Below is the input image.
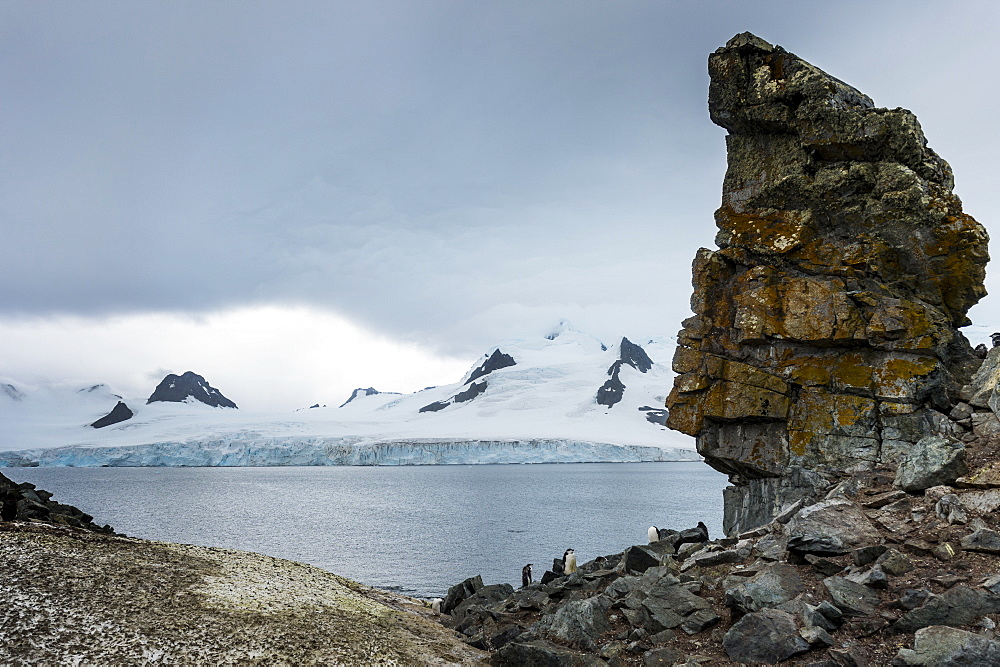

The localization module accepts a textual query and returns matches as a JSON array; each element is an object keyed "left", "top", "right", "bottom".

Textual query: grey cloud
[{"left": 2, "top": 1, "right": 1000, "bottom": 358}]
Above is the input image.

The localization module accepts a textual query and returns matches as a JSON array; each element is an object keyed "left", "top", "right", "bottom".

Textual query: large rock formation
[{"left": 666, "top": 33, "right": 989, "bottom": 535}]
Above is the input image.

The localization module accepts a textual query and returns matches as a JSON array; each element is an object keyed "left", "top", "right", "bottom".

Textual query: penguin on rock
[
  {"left": 563, "top": 549, "right": 577, "bottom": 574},
  {"left": 648, "top": 526, "right": 659, "bottom": 543},
  {"left": 521, "top": 563, "right": 532, "bottom": 588}
]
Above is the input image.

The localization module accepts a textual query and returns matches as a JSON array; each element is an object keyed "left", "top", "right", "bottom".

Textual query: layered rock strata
[{"left": 666, "top": 33, "right": 989, "bottom": 534}]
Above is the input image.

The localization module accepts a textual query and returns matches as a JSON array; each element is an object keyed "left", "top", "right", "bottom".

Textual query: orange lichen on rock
[{"left": 666, "top": 33, "right": 989, "bottom": 535}]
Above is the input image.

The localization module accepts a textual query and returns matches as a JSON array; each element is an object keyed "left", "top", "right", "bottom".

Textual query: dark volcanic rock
[
  {"left": 722, "top": 608, "right": 809, "bottom": 664},
  {"left": 725, "top": 563, "right": 804, "bottom": 617},
  {"left": 467, "top": 349, "right": 516, "bottom": 384},
  {"left": 454, "top": 381, "right": 487, "bottom": 404},
  {"left": 664, "top": 31, "right": 989, "bottom": 533},
  {"left": 418, "top": 400, "right": 449, "bottom": 413},
  {"left": 147, "top": 371, "right": 237, "bottom": 408},
  {"left": 619, "top": 337, "right": 653, "bottom": 373},
  {"left": 893, "top": 584, "right": 1000, "bottom": 633},
  {"left": 0, "top": 471, "right": 115, "bottom": 533},
  {"left": 442, "top": 575, "right": 483, "bottom": 615},
  {"left": 91, "top": 401, "right": 133, "bottom": 428},
  {"left": 596, "top": 369, "right": 626, "bottom": 408}
]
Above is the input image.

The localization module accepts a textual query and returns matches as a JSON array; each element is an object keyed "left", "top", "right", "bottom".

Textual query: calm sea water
[{"left": 3, "top": 462, "right": 727, "bottom": 598}]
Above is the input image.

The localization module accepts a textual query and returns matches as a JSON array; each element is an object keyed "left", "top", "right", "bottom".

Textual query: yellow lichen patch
[
  {"left": 787, "top": 388, "right": 877, "bottom": 457},
  {"left": 827, "top": 352, "right": 875, "bottom": 392},
  {"left": 871, "top": 354, "right": 938, "bottom": 400},
  {"left": 701, "top": 380, "right": 791, "bottom": 421},
  {"left": 716, "top": 206, "right": 811, "bottom": 255}
]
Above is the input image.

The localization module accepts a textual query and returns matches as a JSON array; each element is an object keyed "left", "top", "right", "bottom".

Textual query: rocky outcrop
[
  {"left": 338, "top": 387, "right": 381, "bottom": 408},
  {"left": 596, "top": 338, "right": 655, "bottom": 408},
  {"left": 442, "top": 465, "right": 1000, "bottom": 665},
  {"left": 666, "top": 32, "right": 989, "bottom": 535},
  {"left": 0, "top": 472, "right": 115, "bottom": 533},
  {"left": 91, "top": 401, "right": 134, "bottom": 428},
  {"left": 467, "top": 350, "right": 517, "bottom": 384},
  {"left": 147, "top": 371, "right": 238, "bottom": 408}
]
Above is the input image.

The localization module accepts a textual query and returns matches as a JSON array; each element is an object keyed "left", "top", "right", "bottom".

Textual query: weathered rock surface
[
  {"left": 895, "top": 625, "right": 1000, "bottom": 665},
  {"left": 722, "top": 608, "right": 809, "bottom": 664},
  {"left": 147, "top": 371, "right": 238, "bottom": 408},
  {"left": 786, "top": 498, "right": 880, "bottom": 554},
  {"left": 665, "top": 32, "right": 989, "bottom": 534},
  {"left": 894, "top": 435, "right": 968, "bottom": 491}
]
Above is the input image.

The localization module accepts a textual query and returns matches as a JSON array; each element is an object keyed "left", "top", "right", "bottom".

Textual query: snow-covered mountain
[{"left": 0, "top": 328, "right": 697, "bottom": 467}]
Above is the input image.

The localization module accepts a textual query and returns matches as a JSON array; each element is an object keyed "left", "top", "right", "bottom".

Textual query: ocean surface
[{"left": 4, "top": 462, "right": 728, "bottom": 598}]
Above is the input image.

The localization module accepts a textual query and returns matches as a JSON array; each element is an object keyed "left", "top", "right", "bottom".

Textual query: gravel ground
[{"left": 0, "top": 521, "right": 486, "bottom": 665}]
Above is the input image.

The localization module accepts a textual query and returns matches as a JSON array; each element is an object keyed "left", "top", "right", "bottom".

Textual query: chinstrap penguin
[{"left": 521, "top": 563, "right": 532, "bottom": 588}]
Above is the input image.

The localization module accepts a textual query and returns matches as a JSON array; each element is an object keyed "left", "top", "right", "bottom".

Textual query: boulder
[
  {"left": 894, "top": 436, "right": 968, "bottom": 492},
  {"left": 722, "top": 608, "right": 809, "bottom": 664},
  {"left": 623, "top": 545, "right": 661, "bottom": 574},
  {"left": 823, "top": 576, "right": 880, "bottom": 617},
  {"left": 960, "top": 529, "right": 1000, "bottom": 554},
  {"left": 442, "top": 575, "right": 483, "bottom": 615},
  {"left": 786, "top": 499, "right": 880, "bottom": 555},
  {"left": 534, "top": 596, "right": 611, "bottom": 651},
  {"left": 893, "top": 585, "right": 1000, "bottom": 633},
  {"left": 895, "top": 625, "right": 1000, "bottom": 665},
  {"left": 665, "top": 32, "right": 988, "bottom": 532},
  {"left": 725, "top": 563, "right": 804, "bottom": 617}
]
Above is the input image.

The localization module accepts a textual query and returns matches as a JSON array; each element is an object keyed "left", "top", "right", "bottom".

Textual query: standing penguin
[
  {"left": 521, "top": 563, "right": 532, "bottom": 588},
  {"left": 563, "top": 549, "right": 577, "bottom": 574},
  {"left": 648, "top": 526, "right": 659, "bottom": 543}
]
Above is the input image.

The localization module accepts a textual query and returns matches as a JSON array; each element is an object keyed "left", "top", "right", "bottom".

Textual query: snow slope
[{"left": 0, "top": 328, "right": 697, "bottom": 467}]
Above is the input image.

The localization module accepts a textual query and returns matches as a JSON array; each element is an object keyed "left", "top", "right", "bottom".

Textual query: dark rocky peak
[
  {"left": 618, "top": 337, "right": 653, "bottom": 373},
  {"left": 147, "top": 371, "right": 237, "bottom": 409},
  {"left": 3, "top": 384, "right": 23, "bottom": 401},
  {"left": 596, "top": 366, "right": 626, "bottom": 408},
  {"left": 91, "top": 401, "right": 133, "bottom": 429},
  {"left": 466, "top": 350, "right": 516, "bottom": 384},
  {"left": 339, "top": 387, "right": 382, "bottom": 408},
  {"left": 420, "top": 380, "right": 489, "bottom": 413}
]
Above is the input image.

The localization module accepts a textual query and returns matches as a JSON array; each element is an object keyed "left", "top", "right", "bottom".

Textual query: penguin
[
  {"left": 992, "top": 332, "right": 1000, "bottom": 348},
  {"left": 563, "top": 549, "right": 577, "bottom": 574},
  {"left": 648, "top": 526, "right": 659, "bottom": 543},
  {"left": 430, "top": 598, "right": 443, "bottom": 614},
  {"left": 696, "top": 521, "right": 709, "bottom": 541},
  {"left": 521, "top": 563, "right": 533, "bottom": 588}
]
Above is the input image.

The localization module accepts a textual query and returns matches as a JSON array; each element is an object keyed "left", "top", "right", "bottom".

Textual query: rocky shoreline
[{"left": 436, "top": 459, "right": 1000, "bottom": 665}]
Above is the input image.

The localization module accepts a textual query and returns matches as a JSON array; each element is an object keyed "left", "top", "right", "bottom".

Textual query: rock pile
[
  {"left": 665, "top": 32, "right": 990, "bottom": 535},
  {"left": 0, "top": 471, "right": 115, "bottom": 534},
  {"left": 440, "top": 466, "right": 1000, "bottom": 665}
]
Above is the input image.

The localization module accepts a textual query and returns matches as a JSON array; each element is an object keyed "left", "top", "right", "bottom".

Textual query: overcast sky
[{"left": 3, "top": 1, "right": 999, "bottom": 410}]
